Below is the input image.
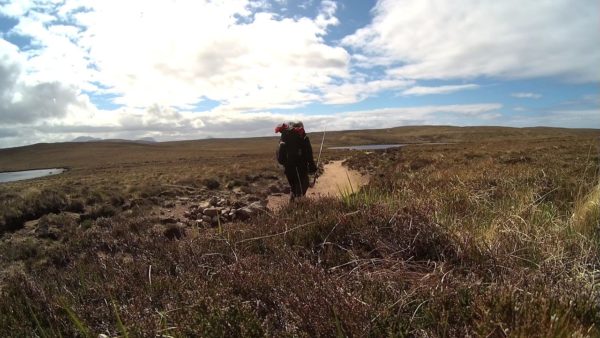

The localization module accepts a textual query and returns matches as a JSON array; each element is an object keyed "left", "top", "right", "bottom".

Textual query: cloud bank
[{"left": 343, "top": 0, "right": 600, "bottom": 82}]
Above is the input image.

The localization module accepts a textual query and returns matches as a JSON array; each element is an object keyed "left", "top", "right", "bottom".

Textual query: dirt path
[{"left": 267, "top": 160, "right": 369, "bottom": 210}]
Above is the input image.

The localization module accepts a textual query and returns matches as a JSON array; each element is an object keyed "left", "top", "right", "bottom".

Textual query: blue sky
[{"left": 0, "top": 0, "right": 598, "bottom": 147}]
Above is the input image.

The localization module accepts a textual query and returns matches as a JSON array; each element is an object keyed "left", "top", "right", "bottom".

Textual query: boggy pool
[
  {"left": 329, "top": 143, "right": 453, "bottom": 151},
  {"left": 329, "top": 144, "right": 405, "bottom": 151},
  {"left": 0, "top": 168, "right": 67, "bottom": 183}
]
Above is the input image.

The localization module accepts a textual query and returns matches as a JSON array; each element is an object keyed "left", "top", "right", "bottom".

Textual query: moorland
[{"left": 0, "top": 126, "right": 598, "bottom": 337}]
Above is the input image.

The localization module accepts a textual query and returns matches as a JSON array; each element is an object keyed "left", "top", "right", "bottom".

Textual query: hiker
[{"left": 275, "top": 121, "right": 318, "bottom": 200}]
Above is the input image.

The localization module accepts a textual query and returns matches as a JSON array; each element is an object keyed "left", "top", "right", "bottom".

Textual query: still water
[
  {"left": 329, "top": 144, "right": 405, "bottom": 151},
  {"left": 0, "top": 168, "right": 66, "bottom": 183}
]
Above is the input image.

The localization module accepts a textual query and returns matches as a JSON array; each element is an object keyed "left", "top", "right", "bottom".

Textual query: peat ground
[{"left": 0, "top": 126, "right": 599, "bottom": 337}]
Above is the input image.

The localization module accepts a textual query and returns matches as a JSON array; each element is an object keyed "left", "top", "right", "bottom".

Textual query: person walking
[{"left": 275, "top": 121, "right": 318, "bottom": 200}]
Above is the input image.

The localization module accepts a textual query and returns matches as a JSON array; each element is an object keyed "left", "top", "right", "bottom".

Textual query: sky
[{"left": 0, "top": 0, "right": 599, "bottom": 148}]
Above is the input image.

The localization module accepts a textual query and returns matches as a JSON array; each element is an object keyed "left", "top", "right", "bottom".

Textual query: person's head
[{"left": 291, "top": 121, "right": 304, "bottom": 129}]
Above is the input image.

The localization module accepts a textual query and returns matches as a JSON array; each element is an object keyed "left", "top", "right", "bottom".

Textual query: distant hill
[
  {"left": 136, "top": 137, "right": 157, "bottom": 143},
  {"left": 71, "top": 136, "right": 157, "bottom": 144},
  {"left": 0, "top": 125, "right": 596, "bottom": 172},
  {"left": 72, "top": 136, "right": 101, "bottom": 142}
]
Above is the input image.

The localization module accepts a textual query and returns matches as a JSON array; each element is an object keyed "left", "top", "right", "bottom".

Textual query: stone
[
  {"left": 23, "top": 218, "right": 40, "bottom": 230},
  {"left": 226, "top": 179, "right": 245, "bottom": 189},
  {"left": 240, "top": 186, "right": 253, "bottom": 194},
  {"left": 268, "top": 184, "right": 280, "bottom": 193},
  {"left": 209, "top": 196, "right": 219, "bottom": 206},
  {"left": 248, "top": 201, "right": 264, "bottom": 212},
  {"left": 202, "top": 178, "right": 220, "bottom": 190},
  {"left": 36, "top": 225, "right": 59, "bottom": 240},
  {"left": 198, "top": 201, "right": 211, "bottom": 209},
  {"left": 160, "top": 217, "right": 178, "bottom": 225},
  {"left": 203, "top": 207, "right": 221, "bottom": 217},
  {"left": 247, "top": 195, "right": 260, "bottom": 202},
  {"left": 63, "top": 212, "right": 82, "bottom": 222},
  {"left": 164, "top": 224, "right": 186, "bottom": 240},
  {"left": 245, "top": 174, "right": 259, "bottom": 182},
  {"left": 159, "top": 190, "right": 177, "bottom": 197},
  {"left": 202, "top": 215, "right": 212, "bottom": 223},
  {"left": 235, "top": 207, "right": 253, "bottom": 220}
]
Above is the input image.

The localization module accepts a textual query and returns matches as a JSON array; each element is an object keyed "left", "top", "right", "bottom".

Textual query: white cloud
[
  {"left": 402, "top": 84, "right": 479, "bottom": 96},
  {"left": 343, "top": 0, "right": 600, "bottom": 82},
  {"left": 42, "top": 1, "right": 347, "bottom": 110},
  {"left": 315, "top": 0, "right": 338, "bottom": 28},
  {"left": 511, "top": 92, "right": 542, "bottom": 99},
  {"left": 0, "top": 39, "right": 90, "bottom": 124},
  {"left": 322, "top": 78, "right": 414, "bottom": 104},
  {"left": 0, "top": 0, "right": 35, "bottom": 17},
  {"left": 0, "top": 0, "right": 354, "bottom": 113}
]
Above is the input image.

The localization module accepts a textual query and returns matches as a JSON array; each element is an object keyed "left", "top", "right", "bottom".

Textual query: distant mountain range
[{"left": 71, "top": 136, "right": 157, "bottom": 144}]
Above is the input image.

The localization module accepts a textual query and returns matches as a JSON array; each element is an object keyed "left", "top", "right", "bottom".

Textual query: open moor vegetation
[{"left": 0, "top": 126, "right": 598, "bottom": 337}]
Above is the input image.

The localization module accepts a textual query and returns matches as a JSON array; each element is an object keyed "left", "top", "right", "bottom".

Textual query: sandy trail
[{"left": 267, "top": 160, "right": 369, "bottom": 210}]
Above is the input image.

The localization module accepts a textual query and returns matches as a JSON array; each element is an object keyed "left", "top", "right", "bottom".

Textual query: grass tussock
[
  {"left": 571, "top": 182, "right": 600, "bottom": 238},
  {"left": 0, "top": 128, "right": 598, "bottom": 336}
]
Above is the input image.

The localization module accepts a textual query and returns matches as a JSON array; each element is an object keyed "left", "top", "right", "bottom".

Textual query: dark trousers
[{"left": 285, "top": 165, "right": 309, "bottom": 199}]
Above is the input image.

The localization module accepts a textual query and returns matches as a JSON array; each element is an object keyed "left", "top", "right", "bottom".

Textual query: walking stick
[{"left": 312, "top": 128, "right": 326, "bottom": 186}]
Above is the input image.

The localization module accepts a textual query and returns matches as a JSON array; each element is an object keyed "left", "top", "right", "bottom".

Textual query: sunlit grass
[{"left": 571, "top": 182, "right": 600, "bottom": 237}]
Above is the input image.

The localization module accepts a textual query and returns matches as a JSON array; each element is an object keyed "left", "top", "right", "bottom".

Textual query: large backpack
[{"left": 277, "top": 130, "right": 305, "bottom": 166}]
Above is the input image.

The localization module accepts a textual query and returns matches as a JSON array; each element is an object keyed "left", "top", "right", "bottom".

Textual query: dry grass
[
  {"left": 572, "top": 182, "right": 600, "bottom": 236},
  {"left": 0, "top": 126, "right": 598, "bottom": 337}
]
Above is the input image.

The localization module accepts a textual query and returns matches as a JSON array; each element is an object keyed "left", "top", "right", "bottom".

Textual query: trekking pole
[{"left": 312, "top": 128, "right": 326, "bottom": 186}]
